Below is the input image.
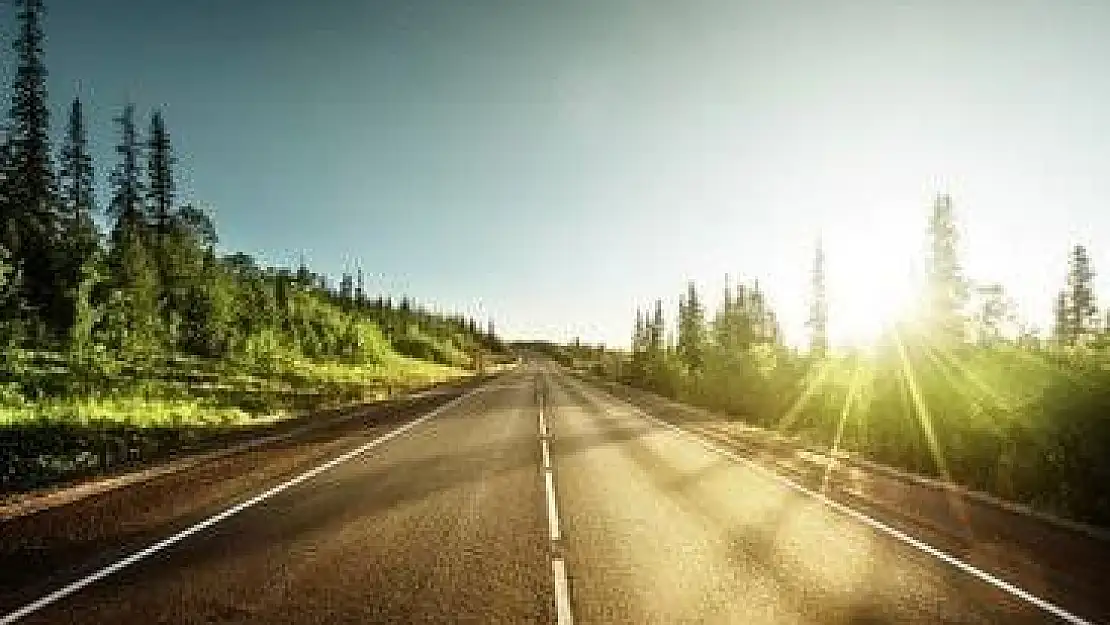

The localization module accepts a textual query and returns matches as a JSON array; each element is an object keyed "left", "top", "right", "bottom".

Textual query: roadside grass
[
  {"left": 594, "top": 343, "right": 1110, "bottom": 528},
  {"left": 780, "top": 345, "right": 1110, "bottom": 525},
  {"left": 0, "top": 351, "right": 470, "bottom": 494}
]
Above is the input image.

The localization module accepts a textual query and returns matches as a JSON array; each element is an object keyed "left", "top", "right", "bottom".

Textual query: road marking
[
  {"left": 568, "top": 379, "right": 1094, "bottom": 625},
  {"left": 552, "top": 557, "right": 574, "bottom": 625},
  {"left": 538, "top": 404, "right": 574, "bottom": 624},
  {"left": 0, "top": 382, "right": 484, "bottom": 521},
  {"left": 0, "top": 383, "right": 490, "bottom": 625},
  {"left": 544, "top": 469, "right": 562, "bottom": 541},
  {"left": 541, "top": 439, "right": 552, "bottom": 471}
]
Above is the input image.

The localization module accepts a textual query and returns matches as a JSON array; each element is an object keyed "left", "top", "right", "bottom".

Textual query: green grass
[
  {"left": 0, "top": 349, "right": 472, "bottom": 494},
  {"left": 593, "top": 341, "right": 1110, "bottom": 528}
]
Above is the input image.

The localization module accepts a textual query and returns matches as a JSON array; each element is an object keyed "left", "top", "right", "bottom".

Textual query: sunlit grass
[{"left": 0, "top": 397, "right": 253, "bottom": 428}]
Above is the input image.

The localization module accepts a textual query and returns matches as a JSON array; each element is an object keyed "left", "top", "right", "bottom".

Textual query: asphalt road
[{"left": 0, "top": 364, "right": 1100, "bottom": 624}]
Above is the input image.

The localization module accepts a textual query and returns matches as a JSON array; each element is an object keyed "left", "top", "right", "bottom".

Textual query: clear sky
[{"left": 11, "top": 0, "right": 1110, "bottom": 347}]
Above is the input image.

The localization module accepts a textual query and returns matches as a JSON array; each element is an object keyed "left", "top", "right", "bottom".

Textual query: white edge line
[
  {"left": 569, "top": 379, "right": 1095, "bottom": 625},
  {"left": 0, "top": 379, "right": 475, "bottom": 521},
  {"left": 0, "top": 383, "right": 490, "bottom": 625},
  {"left": 552, "top": 557, "right": 574, "bottom": 625}
]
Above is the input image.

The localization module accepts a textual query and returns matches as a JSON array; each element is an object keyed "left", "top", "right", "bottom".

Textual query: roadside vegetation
[
  {"left": 0, "top": 1, "right": 506, "bottom": 494},
  {"left": 532, "top": 195, "right": 1110, "bottom": 528}
]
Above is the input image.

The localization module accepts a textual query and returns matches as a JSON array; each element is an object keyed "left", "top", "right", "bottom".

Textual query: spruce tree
[
  {"left": 146, "top": 110, "right": 174, "bottom": 240},
  {"left": 59, "top": 97, "right": 97, "bottom": 259},
  {"left": 108, "top": 104, "right": 145, "bottom": 250},
  {"left": 1, "top": 0, "right": 59, "bottom": 330},
  {"left": 339, "top": 272, "right": 354, "bottom": 302},
  {"left": 677, "top": 280, "right": 705, "bottom": 374},
  {"left": 925, "top": 193, "right": 968, "bottom": 343},
  {"left": 58, "top": 97, "right": 100, "bottom": 335},
  {"left": 807, "top": 238, "right": 828, "bottom": 357},
  {"left": 1066, "top": 244, "right": 1097, "bottom": 346}
]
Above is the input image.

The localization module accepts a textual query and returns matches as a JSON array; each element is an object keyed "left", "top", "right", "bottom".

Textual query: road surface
[{"left": 0, "top": 364, "right": 1102, "bottom": 624}]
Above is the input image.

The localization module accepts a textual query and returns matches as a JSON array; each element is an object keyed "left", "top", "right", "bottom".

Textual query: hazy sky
[{"left": 13, "top": 0, "right": 1110, "bottom": 346}]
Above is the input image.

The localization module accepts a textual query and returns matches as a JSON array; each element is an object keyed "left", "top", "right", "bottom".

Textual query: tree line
[
  {"left": 0, "top": 0, "right": 500, "bottom": 386},
  {"left": 566, "top": 192, "right": 1110, "bottom": 526}
]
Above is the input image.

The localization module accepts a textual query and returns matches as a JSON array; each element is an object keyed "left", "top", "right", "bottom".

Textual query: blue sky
[{"left": 11, "top": 0, "right": 1110, "bottom": 347}]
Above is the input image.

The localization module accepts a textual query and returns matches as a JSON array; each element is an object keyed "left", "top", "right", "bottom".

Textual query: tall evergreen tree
[
  {"left": 146, "top": 110, "right": 174, "bottom": 239},
  {"left": 677, "top": 281, "right": 705, "bottom": 374},
  {"left": 1065, "top": 244, "right": 1097, "bottom": 346},
  {"left": 339, "top": 272, "right": 354, "bottom": 302},
  {"left": 807, "top": 238, "right": 828, "bottom": 357},
  {"left": 925, "top": 193, "right": 968, "bottom": 343},
  {"left": 58, "top": 97, "right": 97, "bottom": 256},
  {"left": 108, "top": 104, "right": 145, "bottom": 249},
  {"left": 1, "top": 0, "right": 59, "bottom": 330},
  {"left": 57, "top": 97, "right": 102, "bottom": 340},
  {"left": 649, "top": 298, "right": 665, "bottom": 357}
]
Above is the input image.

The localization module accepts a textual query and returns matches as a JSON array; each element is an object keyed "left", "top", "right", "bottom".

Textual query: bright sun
[{"left": 824, "top": 236, "right": 922, "bottom": 348}]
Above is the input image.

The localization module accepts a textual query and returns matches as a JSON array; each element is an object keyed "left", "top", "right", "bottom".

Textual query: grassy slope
[{"left": 0, "top": 348, "right": 471, "bottom": 494}]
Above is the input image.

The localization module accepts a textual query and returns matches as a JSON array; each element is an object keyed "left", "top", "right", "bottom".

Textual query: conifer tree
[
  {"left": 926, "top": 193, "right": 968, "bottom": 343},
  {"left": 57, "top": 96, "right": 100, "bottom": 334},
  {"left": 108, "top": 104, "right": 145, "bottom": 249},
  {"left": 59, "top": 97, "right": 97, "bottom": 259},
  {"left": 146, "top": 110, "right": 174, "bottom": 242},
  {"left": 1, "top": 0, "right": 60, "bottom": 330},
  {"left": 677, "top": 280, "right": 705, "bottom": 374},
  {"left": 1065, "top": 244, "right": 1097, "bottom": 346},
  {"left": 807, "top": 239, "right": 828, "bottom": 357}
]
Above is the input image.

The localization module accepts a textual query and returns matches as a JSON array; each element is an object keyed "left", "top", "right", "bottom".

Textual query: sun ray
[
  {"left": 775, "top": 357, "right": 833, "bottom": 434},
  {"left": 924, "top": 344, "right": 1014, "bottom": 413},
  {"left": 892, "top": 332, "right": 974, "bottom": 538},
  {"left": 821, "top": 363, "right": 866, "bottom": 494}
]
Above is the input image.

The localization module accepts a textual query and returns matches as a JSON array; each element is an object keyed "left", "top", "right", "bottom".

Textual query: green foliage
[
  {"left": 926, "top": 193, "right": 969, "bottom": 344},
  {"left": 0, "top": 247, "right": 24, "bottom": 347},
  {"left": 596, "top": 195, "right": 1110, "bottom": 526},
  {"left": 1055, "top": 245, "right": 1099, "bottom": 347}
]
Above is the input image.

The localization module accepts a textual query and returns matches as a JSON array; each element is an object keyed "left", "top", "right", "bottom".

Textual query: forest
[
  {"left": 0, "top": 0, "right": 504, "bottom": 493},
  {"left": 557, "top": 193, "right": 1110, "bottom": 528}
]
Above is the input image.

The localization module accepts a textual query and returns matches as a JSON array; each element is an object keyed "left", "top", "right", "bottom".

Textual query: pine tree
[
  {"left": 1065, "top": 244, "right": 1097, "bottom": 346},
  {"left": 59, "top": 97, "right": 97, "bottom": 255},
  {"left": 146, "top": 110, "right": 174, "bottom": 241},
  {"left": 677, "top": 281, "right": 705, "bottom": 374},
  {"left": 807, "top": 238, "right": 828, "bottom": 357},
  {"left": 925, "top": 193, "right": 968, "bottom": 343},
  {"left": 339, "top": 272, "right": 354, "bottom": 302},
  {"left": 57, "top": 96, "right": 100, "bottom": 334},
  {"left": 649, "top": 299, "right": 665, "bottom": 357},
  {"left": 1, "top": 0, "right": 60, "bottom": 330},
  {"left": 108, "top": 104, "right": 145, "bottom": 249}
]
